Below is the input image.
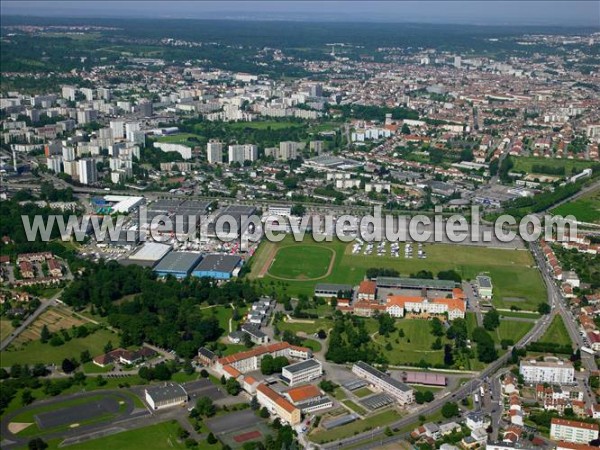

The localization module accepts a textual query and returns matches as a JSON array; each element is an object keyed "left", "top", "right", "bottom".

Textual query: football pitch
[{"left": 249, "top": 237, "right": 546, "bottom": 311}]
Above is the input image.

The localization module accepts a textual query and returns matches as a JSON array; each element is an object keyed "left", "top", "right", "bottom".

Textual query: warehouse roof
[
  {"left": 193, "top": 254, "right": 241, "bottom": 274},
  {"left": 154, "top": 252, "right": 202, "bottom": 274},
  {"left": 129, "top": 242, "right": 172, "bottom": 262}
]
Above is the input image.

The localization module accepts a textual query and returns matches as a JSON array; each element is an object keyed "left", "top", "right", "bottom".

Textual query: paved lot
[
  {"left": 183, "top": 379, "right": 225, "bottom": 402},
  {"left": 36, "top": 396, "right": 120, "bottom": 429},
  {"left": 206, "top": 409, "right": 257, "bottom": 435}
]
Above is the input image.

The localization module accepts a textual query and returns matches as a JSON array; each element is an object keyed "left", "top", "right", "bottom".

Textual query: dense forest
[{"left": 61, "top": 262, "right": 260, "bottom": 358}]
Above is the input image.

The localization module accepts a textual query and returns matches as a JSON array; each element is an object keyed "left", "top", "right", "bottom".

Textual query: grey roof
[
  {"left": 354, "top": 361, "right": 412, "bottom": 393},
  {"left": 241, "top": 323, "right": 267, "bottom": 338},
  {"left": 476, "top": 275, "right": 492, "bottom": 288},
  {"left": 154, "top": 251, "right": 202, "bottom": 274},
  {"left": 296, "top": 396, "right": 332, "bottom": 411},
  {"left": 375, "top": 277, "right": 456, "bottom": 290},
  {"left": 146, "top": 383, "right": 187, "bottom": 402},
  {"left": 129, "top": 242, "right": 172, "bottom": 261},
  {"left": 198, "top": 347, "right": 216, "bottom": 360},
  {"left": 193, "top": 254, "right": 241, "bottom": 274},
  {"left": 283, "top": 358, "right": 321, "bottom": 374},
  {"left": 314, "top": 283, "right": 353, "bottom": 292}
]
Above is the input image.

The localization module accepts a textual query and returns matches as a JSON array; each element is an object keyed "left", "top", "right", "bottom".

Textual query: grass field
[
  {"left": 277, "top": 317, "right": 334, "bottom": 335},
  {"left": 353, "top": 387, "right": 374, "bottom": 398},
  {"left": 492, "top": 320, "right": 534, "bottom": 344},
  {"left": 374, "top": 319, "right": 450, "bottom": 366},
  {"left": 538, "top": 315, "right": 572, "bottom": 346},
  {"left": 408, "top": 385, "right": 444, "bottom": 394},
  {"left": 342, "top": 399, "right": 367, "bottom": 415},
  {"left": 551, "top": 189, "right": 600, "bottom": 224},
  {"left": 498, "top": 311, "right": 540, "bottom": 319},
  {"left": 310, "top": 410, "right": 402, "bottom": 444},
  {"left": 268, "top": 245, "right": 334, "bottom": 280},
  {"left": 249, "top": 237, "right": 546, "bottom": 310},
  {"left": 512, "top": 156, "right": 596, "bottom": 176},
  {"left": 301, "top": 338, "right": 323, "bottom": 352},
  {"left": 48, "top": 420, "right": 203, "bottom": 450},
  {"left": 1, "top": 328, "right": 117, "bottom": 366},
  {"left": 155, "top": 133, "right": 202, "bottom": 147}
]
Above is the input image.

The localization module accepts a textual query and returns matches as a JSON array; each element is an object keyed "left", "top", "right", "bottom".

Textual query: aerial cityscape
[{"left": 0, "top": 2, "right": 599, "bottom": 450}]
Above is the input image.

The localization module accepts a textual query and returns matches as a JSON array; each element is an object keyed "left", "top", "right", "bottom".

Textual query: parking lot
[{"left": 36, "top": 396, "right": 121, "bottom": 429}]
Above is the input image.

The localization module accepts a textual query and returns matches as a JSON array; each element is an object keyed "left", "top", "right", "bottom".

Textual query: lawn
[
  {"left": 277, "top": 317, "right": 334, "bottom": 335},
  {"left": 512, "top": 156, "right": 596, "bottom": 176},
  {"left": 48, "top": 420, "right": 193, "bottom": 450},
  {"left": 310, "top": 410, "right": 402, "bottom": 444},
  {"left": 82, "top": 362, "right": 114, "bottom": 374},
  {"left": 301, "top": 338, "right": 322, "bottom": 352},
  {"left": 551, "top": 189, "right": 600, "bottom": 224},
  {"left": 493, "top": 320, "right": 534, "bottom": 344},
  {"left": 408, "top": 385, "right": 443, "bottom": 394},
  {"left": 538, "top": 315, "right": 572, "bottom": 346},
  {"left": 0, "top": 328, "right": 117, "bottom": 366},
  {"left": 332, "top": 387, "right": 347, "bottom": 401},
  {"left": 268, "top": 245, "right": 334, "bottom": 280},
  {"left": 374, "top": 319, "right": 450, "bottom": 366},
  {"left": 249, "top": 237, "right": 546, "bottom": 310},
  {"left": 342, "top": 399, "right": 367, "bottom": 415},
  {"left": 353, "top": 387, "right": 374, "bottom": 398}
]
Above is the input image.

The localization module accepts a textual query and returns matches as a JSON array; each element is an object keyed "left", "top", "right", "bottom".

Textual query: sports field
[
  {"left": 268, "top": 245, "right": 334, "bottom": 280},
  {"left": 249, "top": 237, "right": 546, "bottom": 310},
  {"left": 52, "top": 421, "right": 204, "bottom": 450},
  {"left": 551, "top": 188, "right": 600, "bottom": 224}
]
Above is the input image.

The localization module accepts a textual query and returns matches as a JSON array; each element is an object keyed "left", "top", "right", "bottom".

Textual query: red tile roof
[
  {"left": 551, "top": 418, "right": 599, "bottom": 431},
  {"left": 256, "top": 383, "right": 297, "bottom": 414},
  {"left": 286, "top": 385, "right": 321, "bottom": 403}
]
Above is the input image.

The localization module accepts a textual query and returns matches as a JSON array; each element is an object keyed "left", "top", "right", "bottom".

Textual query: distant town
[{"left": 0, "top": 12, "right": 599, "bottom": 450}]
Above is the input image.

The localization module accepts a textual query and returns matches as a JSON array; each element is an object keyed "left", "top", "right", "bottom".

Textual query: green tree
[
  {"left": 483, "top": 309, "right": 500, "bottom": 331},
  {"left": 80, "top": 350, "right": 92, "bottom": 364},
  {"left": 538, "top": 303, "right": 551, "bottom": 315},
  {"left": 28, "top": 438, "right": 48, "bottom": 450},
  {"left": 441, "top": 401, "right": 459, "bottom": 418},
  {"left": 430, "top": 317, "right": 445, "bottom": 337},
  {"left": 259, "top": 406, "right": 270, "bottom": 418},
  {"left": 195, "top": 396, "right": 216, "bottom": 417},
  {"left": 61, "top": 358, "right": 76, "bottom": 374},
  {"left": 21, "top": 389, "right": 34, "bottom": 406},
  {"left": 40, "top": 325, "right": 51, "bottom": 343},
  {"left": 225, "top": 377, "right": 241, "bottom": 396},
  {"left": 206, "top": 433, "right": 218, "bottom": 445}
]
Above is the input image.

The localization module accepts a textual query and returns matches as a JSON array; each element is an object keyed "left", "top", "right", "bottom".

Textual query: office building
[
  {"left": 282, "top": 359, "right": 323, "bottom": 386},
  {"left": 352, "top": 361, "right": 414, "bottom": 405}
]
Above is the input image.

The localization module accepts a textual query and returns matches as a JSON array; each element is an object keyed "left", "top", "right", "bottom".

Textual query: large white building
[
  {"left": 46, "top": 156, "right": 62, "bottom": 173},
  {"left": 550, "top": 418, "right": 599, "bottom": 444},
  {"left": 214, "top": 342, "right": 311, "bottom": 375},
  {"left": 207, "top": 141, "right": 223, "bottom": 164},
  {"left": 279, "top": 141, "right": 299, "bottom": 160},
  {"left": 78, "top": 158, "right": 98, "bottom": 185},
  {"left": 281, "top": 359, "right": 323, "bottom": 386},
  {"left": 352, "top": 361, "right": 414, "bottom": 405},
  {"left": 228, "top": 144, "right": 257, "bottom": 164},
  {"left": 145, "top": 383, "right": 188, "bottom": 410},
  {"left": 519, "top": 358, "right": 575, "bottom": 385}
]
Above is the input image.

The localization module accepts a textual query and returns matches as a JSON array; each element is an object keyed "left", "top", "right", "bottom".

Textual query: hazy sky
[{"left": 1, "top": 1, "right": 599, "bottom": 26}]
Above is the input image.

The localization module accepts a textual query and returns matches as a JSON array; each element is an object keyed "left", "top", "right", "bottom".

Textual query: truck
[{"left": 474, "top": 394, "right": 479, "bottom": 404}]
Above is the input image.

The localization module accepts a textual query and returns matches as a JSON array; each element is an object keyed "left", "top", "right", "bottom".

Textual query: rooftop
[
  {"left": 354, "top": 361, "right": 412, "bottom": 393},
  {"left": 154, "top": 251, "right": 202, "bottom": 274},
  {"left": 145, "top": 383, "right": 187, "bottom": 403},
  {"left": 193, "top": 254, "right": 241, "bottom": 274},
  {"left": 283, "top": 358, "right": 321, "bottom": 374},
  {"left": 129, "top": 242, "right": 172, "bottom": 261}
]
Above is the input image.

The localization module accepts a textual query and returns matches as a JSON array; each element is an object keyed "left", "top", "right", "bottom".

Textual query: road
[{"left": 530, "top": 241, "right": 598, "bottom": 372}]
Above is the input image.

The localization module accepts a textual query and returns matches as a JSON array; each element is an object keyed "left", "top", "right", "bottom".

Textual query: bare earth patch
[{"left": 8, "top": 422, "right": 32, "bottom": 434}]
